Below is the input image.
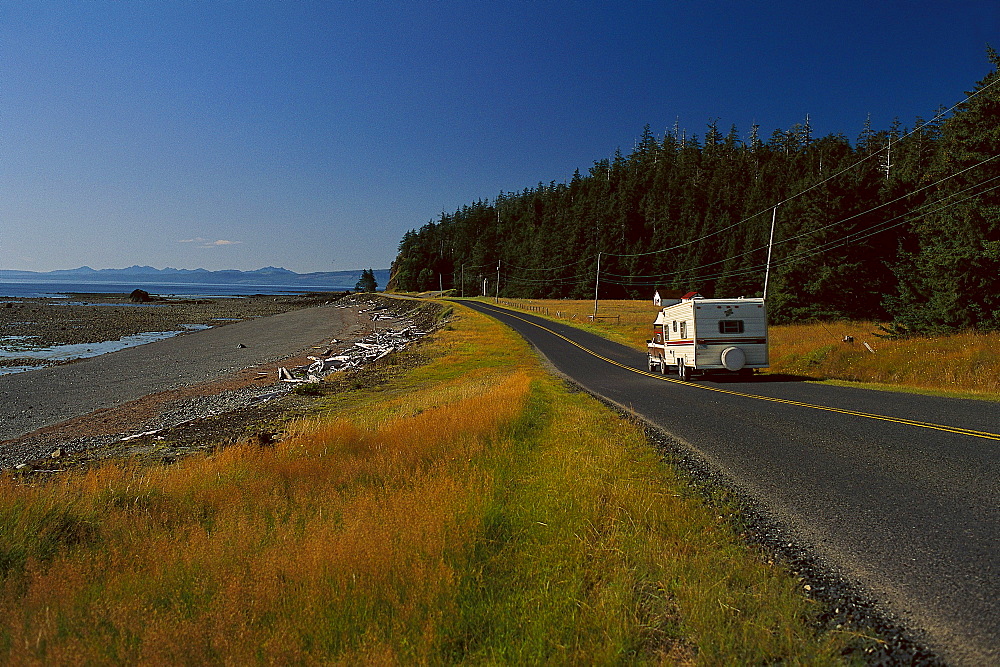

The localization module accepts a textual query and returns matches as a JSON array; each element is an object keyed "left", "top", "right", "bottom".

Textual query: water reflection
[{"left": 0, "top": 324, "right": 213, "bottom": 372}]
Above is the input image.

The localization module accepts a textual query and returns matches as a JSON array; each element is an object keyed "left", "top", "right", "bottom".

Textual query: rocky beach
[
  {"left": 0, "top": 292, "right": 345, "bottom": 370},
  {"left": 0, "top": 293, "right": 440, "bottom": 471}
]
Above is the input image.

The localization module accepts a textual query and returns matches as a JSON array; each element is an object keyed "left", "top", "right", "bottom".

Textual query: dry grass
[
  {"left": 766, "top": 320, "right": 1000, "bottom": 396},
  {"left": 487, "top": 297, "right": 1000, "bottom": 398},
  {"left": 495, "top": 297, "right": 659, "bottom": 348},
  {"left": 0, "top": 305, "right": 860, "bottom": 664},
  {"left": 0, "top": 366, "right": 530, "bottom": 664}
]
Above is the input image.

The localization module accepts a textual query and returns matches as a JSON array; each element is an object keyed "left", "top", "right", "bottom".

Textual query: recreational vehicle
[{"left": 646, "top": 292, "right": 768, "bottom": 380}]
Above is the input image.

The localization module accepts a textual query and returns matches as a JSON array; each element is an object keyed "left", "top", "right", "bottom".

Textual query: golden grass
[
  {"left": 493, "top": 297, "right": 659, "bottom": 349},
  {"left": 0, "top": 305, "right": 860, "bottom": 664},
  {"left": 484, "top": 297, "right": 1000, "bottom": 398},
  {"left": 766, "top": 320, "right": 1000, "bottom": 397},
  {"left": 0, "top": 367, "right": 529, "bottom": 664}
]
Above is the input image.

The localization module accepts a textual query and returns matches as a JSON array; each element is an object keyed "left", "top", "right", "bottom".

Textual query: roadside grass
[
  {"left": 0, "top": 304, "right": 858, "bottom": 664},
  {"left": 478, "top": 297, "right": 1000, "bottom": 399},
  {"left": 766, "top": 320, "right": 1000, "bottom": 398}
]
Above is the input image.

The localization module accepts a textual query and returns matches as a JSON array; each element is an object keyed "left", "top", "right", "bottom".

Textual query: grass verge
[
  {"left": 0, "top": 303, "right": 861, "bottom": 664},
  {"left": 479, "top": 297, "right": 1000, "bottom": 400}
]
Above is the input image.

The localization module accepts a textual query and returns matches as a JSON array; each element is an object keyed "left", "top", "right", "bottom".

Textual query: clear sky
[{"left": 2, "top": 1, "right": 996, "bottom": 273}]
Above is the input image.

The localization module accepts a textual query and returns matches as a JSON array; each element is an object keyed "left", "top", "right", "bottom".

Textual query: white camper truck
[{"left": 646, "top": 292, "right": 768, "bottom": 380}]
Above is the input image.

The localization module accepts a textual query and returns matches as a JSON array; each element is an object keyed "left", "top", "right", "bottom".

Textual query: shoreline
[
  {"left": 1, "top": 294, "right": 440, "bottom": 470},
  {"left": 0, "top": 292, "right": 347, "bottom": 372}
]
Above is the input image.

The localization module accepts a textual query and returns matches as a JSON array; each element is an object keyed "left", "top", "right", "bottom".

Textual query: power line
[
  {"left": 502, "top": 254, "right": 596, "bottom": 272},
  {"left": 503, "top": 169, "right": 1000, "bottom": 291},
  {"left": 599, "top": 153, "right": 1000, "bottom": 282},
  {"left": 599, "top": 179, "right": 1000, "bottom": 288},
  {"left": 429, "top": 69, "right": 1000, "bottom": 298},
  {"left": 600, "top": 74, "right": 1000, "bottom": 261}
]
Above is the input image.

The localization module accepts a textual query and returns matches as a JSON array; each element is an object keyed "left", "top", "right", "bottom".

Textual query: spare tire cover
[{"left": 721, "top": 346, "right": 746, "bottom": 371}]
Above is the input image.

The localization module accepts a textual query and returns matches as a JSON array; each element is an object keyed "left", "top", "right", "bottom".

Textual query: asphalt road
[
  {"left": 460, "top": 300, "right": 1000, "bottom": 666},
  {"left": 0, "top": 304, "right": 364, "bottom": 445}
]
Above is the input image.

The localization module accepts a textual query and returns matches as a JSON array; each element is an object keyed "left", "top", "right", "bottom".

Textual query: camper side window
[
  {"left": 680, "top": 321, "right": 687, "bottom": 338},
  {"left": 719, "top": 320, "right": 744, "bottom": 334},
  {"left": 672, "top": 321, "right": 678, "bottom": 333}
]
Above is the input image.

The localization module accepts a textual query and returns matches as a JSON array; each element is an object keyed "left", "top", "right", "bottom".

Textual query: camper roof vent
[{"left": 681, "top": 292, "right": 703, "bottom": 300}]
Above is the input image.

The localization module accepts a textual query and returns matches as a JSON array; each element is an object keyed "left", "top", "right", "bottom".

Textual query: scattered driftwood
[
  {"left": 121, "top": 429, "right": 162, "bottom": 442},
  {"left": 277, "top": 318, "right": 427, "bottom": 384}
]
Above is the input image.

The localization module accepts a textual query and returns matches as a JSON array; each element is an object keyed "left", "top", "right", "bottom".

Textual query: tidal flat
[{"left": 0, "top": 292, "right": 345, "bottom": 371}]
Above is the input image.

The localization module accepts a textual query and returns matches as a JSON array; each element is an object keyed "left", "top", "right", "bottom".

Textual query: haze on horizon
[{"left": 2, "top": 1, "right": 996, "bottom": 274}]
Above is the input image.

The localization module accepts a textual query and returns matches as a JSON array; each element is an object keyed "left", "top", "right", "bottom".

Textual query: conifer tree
[
  {"left": 390, "top": 54, "right": 997, "bottom": 329},
  {"left": 888, "top": 48, "right": 1000, "bottom": 333},
  {"left": 355, "top": 268, "right": 378, "bottom": 293}
]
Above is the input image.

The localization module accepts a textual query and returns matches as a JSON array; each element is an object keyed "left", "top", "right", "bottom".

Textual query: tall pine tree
[{"left": 888, "top": 48, "right": 1000, "bottom": 333}]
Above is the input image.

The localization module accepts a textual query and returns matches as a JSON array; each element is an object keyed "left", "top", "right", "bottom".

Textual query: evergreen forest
[{"left": 391, "top": 50, "right": 1000, "bottom": 334}]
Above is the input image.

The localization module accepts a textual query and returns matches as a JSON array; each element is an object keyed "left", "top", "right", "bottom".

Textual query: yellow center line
[{"left": 473, "top": 301, "right": 1000, "bottom": 442}]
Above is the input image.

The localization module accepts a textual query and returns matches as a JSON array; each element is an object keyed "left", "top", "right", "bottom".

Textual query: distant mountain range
[{"left": 0, "top": 266, "right": 391, "bottom": 288}]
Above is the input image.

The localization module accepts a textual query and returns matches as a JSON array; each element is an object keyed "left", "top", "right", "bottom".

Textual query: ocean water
[
  {"left": 0, "top": 279, "right": 364, "bottom": 375},
  {"left": 0, "top": 325, "right": 212, "bottom": 366},
  {"left": 0, "top": 280, "right": 356, "bottom": 299}
]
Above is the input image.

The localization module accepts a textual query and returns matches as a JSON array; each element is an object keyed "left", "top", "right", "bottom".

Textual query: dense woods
[{"left": 392, "top": 51, "right": 1000, "bottom": 333}]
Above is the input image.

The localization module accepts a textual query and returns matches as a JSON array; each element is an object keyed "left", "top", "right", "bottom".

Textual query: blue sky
[{"left": 2, "top": 1, "right": 996, "bottom": 273}]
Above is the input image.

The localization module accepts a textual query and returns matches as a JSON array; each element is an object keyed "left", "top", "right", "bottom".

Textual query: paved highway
[{"left": 460, "top": 300, "right": 1000, "bottom": 666}]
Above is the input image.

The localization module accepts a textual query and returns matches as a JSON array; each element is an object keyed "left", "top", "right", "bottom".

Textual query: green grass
[
  {"left": 448, "top": 375, "right": 853, "bottom": 664},
  {"left": 0, "top": 303, "right": 864, "bottom": 664}
]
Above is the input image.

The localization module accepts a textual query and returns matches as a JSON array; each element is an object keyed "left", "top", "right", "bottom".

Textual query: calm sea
[{"left": 0, "top": 280, "right": 357, "bottom": 299}]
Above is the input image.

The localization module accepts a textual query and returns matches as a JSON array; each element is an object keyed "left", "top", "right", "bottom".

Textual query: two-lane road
[{"left": 460, "top": 300, "right": 1000, "bottom": 665}]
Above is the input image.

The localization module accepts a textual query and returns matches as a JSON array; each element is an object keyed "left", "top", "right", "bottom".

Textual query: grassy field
[
  {"left": 0, "top": 303, "right": 864, "bottom": 664},
  {"left": 490, "top": 297, "right": 1000, "bottom": 399}
]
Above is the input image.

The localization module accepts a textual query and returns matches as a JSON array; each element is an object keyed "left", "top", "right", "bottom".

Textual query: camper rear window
[{"left": 719, "top": 320, "right": 744, "bottom": 334}]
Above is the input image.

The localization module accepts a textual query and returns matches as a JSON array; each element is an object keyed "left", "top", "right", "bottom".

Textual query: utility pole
[
  {"left": 495, "top": 261, "right": 500, "bottom": 303},
  {"left": 461, "top": 263, "right": 465, "bottom": 298},
  {"left": 763, "top": 207, "right": 777, "bottom": 299},
  {"left": 593, "top": 252, "right": 601, "bottom": 320}
]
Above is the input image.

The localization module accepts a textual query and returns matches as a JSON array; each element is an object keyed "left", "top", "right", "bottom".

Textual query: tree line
[{"left": 392, "top": 50, "right": 1000, "bottom": 334}]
